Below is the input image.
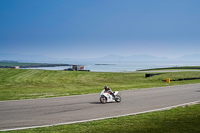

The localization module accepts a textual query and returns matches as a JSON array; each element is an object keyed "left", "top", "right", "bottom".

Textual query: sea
[{"left": 24, "top": 61, "right": 200, "bottom": 72}]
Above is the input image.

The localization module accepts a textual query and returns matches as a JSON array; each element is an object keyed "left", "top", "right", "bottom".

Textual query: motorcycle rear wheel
[{"left": 100, "top": 96, "right": 107, "bottom": 104}]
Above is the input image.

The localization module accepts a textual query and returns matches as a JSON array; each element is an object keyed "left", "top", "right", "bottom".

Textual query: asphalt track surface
[{"left": 0, "top": 84, "right": 200, "bottom": 131}]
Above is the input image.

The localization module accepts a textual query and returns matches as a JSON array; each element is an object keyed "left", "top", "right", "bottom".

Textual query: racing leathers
[{"left": 105, "top": 87, "right": 115, "bottom": 99}]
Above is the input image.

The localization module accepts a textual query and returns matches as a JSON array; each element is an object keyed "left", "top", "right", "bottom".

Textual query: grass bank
[
  {"left": 0, "top": 62, "right": 69, "bottom": 68},
  {"left": 138, "top": 66, "right": 200, "bottom": 71},
  {"left": 1, "top": 68, "right": 200, "bottom": 101},
  {"left": 5, "top": 103, "right": 200, "bottom": 133}
]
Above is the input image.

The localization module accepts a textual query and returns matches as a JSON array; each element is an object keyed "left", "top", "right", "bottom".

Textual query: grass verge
[
  {"left": 1, "top": 68, "right": 200, "bottom": 101},
  {"left": 4, "top": 103, "right": 200, "bottom": 133}
]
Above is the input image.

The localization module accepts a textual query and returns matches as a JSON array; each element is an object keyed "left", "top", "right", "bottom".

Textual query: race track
[{"left": 0, "top": 84, "right": 200, "bottom": 131}]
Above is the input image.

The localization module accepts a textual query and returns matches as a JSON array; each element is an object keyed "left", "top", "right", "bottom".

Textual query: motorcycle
[{"left": 99, "top": 90, "right": 121, "bottom": 104}]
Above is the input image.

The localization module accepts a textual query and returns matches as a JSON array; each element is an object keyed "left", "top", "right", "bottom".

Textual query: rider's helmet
[{"left": 105, "top": 86, "right": 108, "bottom": 90}]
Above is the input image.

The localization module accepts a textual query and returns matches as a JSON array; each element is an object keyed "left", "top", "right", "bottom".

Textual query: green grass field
[{"left": 1, "top": 68, "right": 200, "bottom": 101}]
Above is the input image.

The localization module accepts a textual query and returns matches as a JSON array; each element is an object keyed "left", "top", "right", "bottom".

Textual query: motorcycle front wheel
[
  {"left": 100, "top": 96, "right": 107, "bottom": 104},
  {"left": 115, "top": 95, "right": 121, "bottom": 103}
]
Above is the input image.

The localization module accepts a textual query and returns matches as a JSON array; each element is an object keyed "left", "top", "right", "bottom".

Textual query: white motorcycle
[{"left": 100, "top": 90, "right": 121, "bottom": 104}]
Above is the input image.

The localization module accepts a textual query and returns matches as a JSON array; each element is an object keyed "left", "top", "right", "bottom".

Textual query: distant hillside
[
  {"left": 0, "top": 60, "right": 19, "bottom": 63},
  {"left": 176, "top": 54, "right": 200, "bottom": 61},
  {"left": 83, "top": 54, "right": 169, "bottom": 61},
  {"left": 86, "top": 54, "right": 200, "bottom": 61},
  {"left": 1, "top": 53, "right": 200, "bottom": 62},
  {"left": 0, "top": 53, "right": 59, "bottom": 62}
]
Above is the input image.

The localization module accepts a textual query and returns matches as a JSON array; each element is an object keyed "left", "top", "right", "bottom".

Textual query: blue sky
[{"left": 0, "top": 0, "right": 200, "bottom": 59}]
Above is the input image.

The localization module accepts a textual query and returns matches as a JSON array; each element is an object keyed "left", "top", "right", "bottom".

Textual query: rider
[{"left": 104, "top": 86, "right": 115, "bottom": 98}]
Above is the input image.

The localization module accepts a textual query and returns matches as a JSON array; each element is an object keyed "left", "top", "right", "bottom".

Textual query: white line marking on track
[{"left": 1, "top": 100, "right": 200, "bottom": 132}]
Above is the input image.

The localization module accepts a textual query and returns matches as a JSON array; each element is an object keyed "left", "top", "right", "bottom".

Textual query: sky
[{"left": 0, "top": 0, "right": 200, "bottom": 59}]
